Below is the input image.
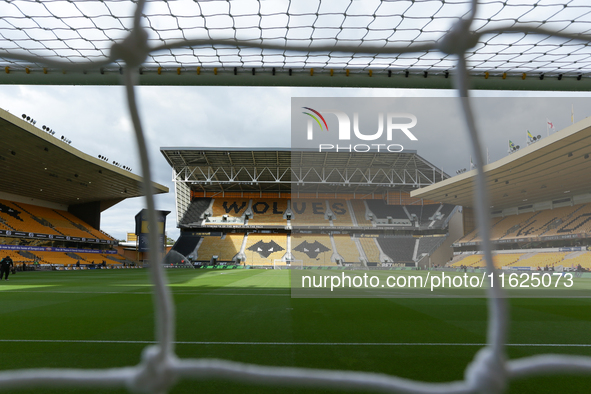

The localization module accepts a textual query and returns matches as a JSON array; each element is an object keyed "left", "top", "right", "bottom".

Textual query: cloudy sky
[{"left": 1, "top": 84, "right": 590, "bottom": 241}]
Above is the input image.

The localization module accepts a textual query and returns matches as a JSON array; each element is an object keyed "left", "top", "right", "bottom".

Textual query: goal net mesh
[
  {"left": 0, "top": 0, "right": 590, "bottom": 393},
  {"left": 274, "top": 259, "right": 303, "bottom": 269},
  {"left": 2, "top": 0, "right": 591, "bottom": 79}
]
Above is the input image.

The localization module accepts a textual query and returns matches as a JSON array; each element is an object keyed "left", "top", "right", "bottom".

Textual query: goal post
[{"left": 273, "top": 259, "right": 303, "bottom": 270}]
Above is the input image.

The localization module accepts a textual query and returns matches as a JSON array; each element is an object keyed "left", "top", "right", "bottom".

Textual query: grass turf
[{"left": 0, "top": 268, "right": 589, "bottom": 393}]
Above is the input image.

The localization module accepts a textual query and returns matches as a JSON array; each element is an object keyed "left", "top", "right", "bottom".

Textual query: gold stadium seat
[
  {"left": 247, "top": 199, "right": 288, "bottom": 226},
  {"left": 350, "top": 200, "right": 373, "bottom": 227},
  {"left": 359, "top": 237, "right": 380, "bottom": 263},
  {"left": 291, "top": 234, "right": 334, "bottom": 266},
  {"left": 328, "top": 200, "right": 354, "bottom": 226},
  {"left": 290, "top": 199, "right": 331, "bottom": 226},
  {"left": 333, "top": 235, "right": 360, "bottom": 263},
  {"left": 243, "top": 234, "right": 287, "bottom": 265},
  {"left": 196, "top": 234, "right": 244, "bottom": 262}
]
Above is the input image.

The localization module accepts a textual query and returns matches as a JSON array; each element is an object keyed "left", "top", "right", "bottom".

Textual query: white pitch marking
[{"left": 0, "top": 339, "right": 590, "bottom": 347}]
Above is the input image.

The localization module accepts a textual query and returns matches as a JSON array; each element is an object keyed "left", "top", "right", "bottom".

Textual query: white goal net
[
  {"left": 0, "top": 0, "right": 591, "bottom": 393},
  {"left": 1, "top": 0, "right": 591, "bottom": 90},
  {"left": 273, "top": 259, "right": 303, "bottom": 270}
]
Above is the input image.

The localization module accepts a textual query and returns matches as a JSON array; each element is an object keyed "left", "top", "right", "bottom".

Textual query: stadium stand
[
  {"left": 211, "top": 199, "right": 249, "bottom": 217},
  {"left": 491, "top": 253, "right": 523, "bottom": 268},
  {"left": 17, "top": 250, "right": 39, "bottom": 261},
  {"left": 450, "top": 254, "right": 484, "bottom": 267},
  {"left": 100, "top": 253, "right": 135, "bottom": 266},
  {"left": 0, "top": 200, "right": 60, "bottom": 235},
  {"left": 0, "top": 246, "right": 129, "bottom": 267},
  {"left": 416, "top": 236, "right": 447, "bottom": 258},
  {"left": 243, "top": 233, "right": 287, "bottom": 265},
  {"left": 377, "top": 236, "right": 416, "bottom": 264},
  {"left": 201, "top": 198, "right": 249, "bottom": 225},
  {"left": 1, "top": 250, "right": 26, "bottom": 264},
  {"left": 179, "top": 198, "right": 212, "bottom": 226},
  {"left": 247, "top": 200, "right": 288, "bottom": 226},
  {"left": 429, "top": 204, "right": 457, "bottom": 229},
  {"left": 327, "top": 200, "right": 354, "bottom": 226},
  {"left": 492, "top": 212, "right": 538, "bottom": 240},
  {"left": 460, "top": 214, "right": 535, "bottom": 242},
  {"left": 448, "top": 254, "right": 470, "bottom": 266},
  {"left": 165, "top": 154, "right": 459, "bottom": 270},
  {"left": 457, "top": 203, "right": 591, "bottom": 245},
  {"left": 48, "top": 210, "right": 97, "bottom": 239},
  {"left": 171, "top": 234, "right": 201, "bottom": 257},
  {"left": 422, "top": 204, "right": 444, "bottom": 220},
  {"left": 359, "top": 237, "right": 381, "bottom": 264},
  {"left": 37, "top": 213, "right": 93, "bottom": 240},
  {"left": 291, "top": 234, "right": 334, "bottom": 266},
  {"left": 405, "top": 205, "right": 425, "bottom": 225},
  {"left": 2, "top": 194, "right": 458, "bottom": 268},
  {"left": 457, "top": 216, "right": 504, "bottom": 243},
  {"left": 101, "top": 253, "right": 125, "bottom": 262},
  {"left": 291, "top": 200, "right": 331, "bottom": 226},
  {"left": 0, "top": 104, "right": 171, "bottom": 272},
  {"left": 350, "top": 200, "right": 373, "bottom": 227},
  {"left": 454, "top": 253, "right": 526, "bottom": 269},
  {"left": 506, "top": 207, "right": 576, "bottom": 239},
  {"left": 332, "top": 235, "right": 361, "bottom": 264},
  {"left": 0, "top": 199, "right": 115, "bottom": 242},
  {"left": 450, "top": 252, "right": 589, "bottom": 270},
  {"left": 508, "top": 209, "right": 562, "bottom": 239},
  {"left": 22, "top": 251, "right": 78, "bottom": 266},
  {"left": 366, "top": 200, "right": 409, "bottom": 220},
  {"left": 544, "top": 205, "right": 591, "bottom": 237},
  {"left": 60, "top": 252, "right": 130, "bottom": 267},
  {"left": 514, "top": 252, "right": 566, "bottom": 268},
  {"left": 178, "top": 198, "right": 212, "bottom": 226},
  {"left": 0, "top": 203, "right": 21, "bottom": 230},
  {"left": 405, "top": 204, "right": 439, "bottom": 225},
  {"left": 195, "top": 234, "right": 244, "bottom": 263},
  {"left": 562, "top": 252, "right": 591, "bottom": 270},
  {"left": 0, "top": 220, "right": 12, "bottom": 231}
]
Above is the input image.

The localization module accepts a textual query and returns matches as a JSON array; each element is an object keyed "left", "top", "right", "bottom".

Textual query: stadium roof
[
  {"left": 411, "top": 116, "right": 591, "bottom": 211},
  {"left": 0, "top": 108, "right": 168, "bottom": 210},
  {"left": 161, "top": 147, "right": 449, "bottom": 195}
]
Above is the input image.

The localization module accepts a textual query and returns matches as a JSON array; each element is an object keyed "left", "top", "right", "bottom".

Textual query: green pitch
[{"left": 0, "top": 269, "right": 590, "bottom": 393}]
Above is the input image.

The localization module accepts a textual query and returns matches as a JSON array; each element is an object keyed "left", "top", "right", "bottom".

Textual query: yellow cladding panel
[{"left": 140, "top": 221, "right": 165, "bottom": 234}]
